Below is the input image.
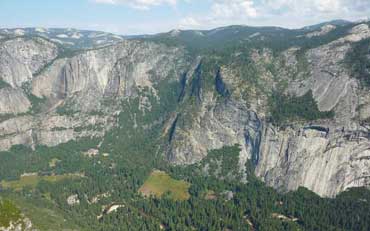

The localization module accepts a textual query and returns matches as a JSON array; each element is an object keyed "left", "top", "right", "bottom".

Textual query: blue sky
[{"left": 1, "top": 0, "right": 370, "bottom": 35}]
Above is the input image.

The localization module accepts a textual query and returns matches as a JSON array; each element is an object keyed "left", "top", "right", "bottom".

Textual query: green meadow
[
  {"left": 139, "top": 170, "right": 190, "bottom": 201},
  {"left": 1, "top": 174, "right": 82, "bottom": 191}
]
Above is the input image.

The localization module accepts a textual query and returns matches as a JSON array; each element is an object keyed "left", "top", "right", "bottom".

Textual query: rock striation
[
  {"left": 1, "top": 23, "right": 370, "bottom": 197},
  {"left": 165, "top": 23, "right": 370, "bottom": 197}
]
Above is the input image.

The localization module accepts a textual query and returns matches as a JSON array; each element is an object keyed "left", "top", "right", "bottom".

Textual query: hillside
[{"left": 0, "top": 21, "right": 370, "bottom": 230}]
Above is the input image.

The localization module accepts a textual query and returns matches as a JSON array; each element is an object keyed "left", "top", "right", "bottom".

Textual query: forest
[
  {"left": 0, "top": 140, "right": 369, "bottom": 230},
  {"left": 268, "top": 90, "right": 335, "bottom": 125},
  {"left": 346, "top": 38, "right": 370, "bottom": 88},
  {"left": 1, "top": 22, "right": 370, "bottom": 231},
  {"left": 0, "top": 69, "right": 368, "bottom": 230}
]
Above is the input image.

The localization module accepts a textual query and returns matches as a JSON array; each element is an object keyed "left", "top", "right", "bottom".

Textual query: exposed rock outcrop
[
  {"left": 0, "top": 217, "right": 36, "bottom": 231},
  {"left": 0, "top": 37, "right": 58, "bottom": 88},
  {"left": 1, "top": 23, "right": 370, "bottom": 198},
  {"left": 306, "top": 24, "right": 336, "bottom": 38},
  {"left": 0, "top": 37, "right": 189, "bottom": 150},
  {"left": 256, "top": 125, "right": 370, "bottom": 197},
  {"left": 166, "top": 23, "right": 370, "bottom": 197},
  {"left": 67, "top": 194, "right": 80, "bottom": 206},
  {"left": 0, "top": 88, "right": 30, "bottom": 115}
]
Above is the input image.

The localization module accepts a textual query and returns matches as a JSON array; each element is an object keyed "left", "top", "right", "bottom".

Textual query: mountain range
[{"left": 0, "top": 20, "right": 370, "bottom": 230}]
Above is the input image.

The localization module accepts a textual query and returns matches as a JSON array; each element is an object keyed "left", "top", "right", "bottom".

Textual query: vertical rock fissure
[
  {"left": 244, "top": 115, "right": 263, "bottom": 166},
  {"left": 215, "top": 68, "right": 229, "bottom": 97},
  {"left": 253, "top": 129, "right": 262, "bottom": 166},
  {"left": 104, "top": 61, "right": 121, "bottom": 97},
  {"left": 168, "top": 114, "right": 179, "bottom": 143},
  {"left": 190, "top": 62, "right": 202, "bottom": 103},
  {"left": 178, "top": 72, "right": 187, "bottom": 102},
  {"left": 58, "top": 65, "right": 68, "bottom": 99}
]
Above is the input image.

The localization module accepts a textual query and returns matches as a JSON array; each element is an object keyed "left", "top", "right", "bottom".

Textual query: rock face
[
  {"left": 67, "top": 194, "right": 80, "bottom": 206},
  {"left": 0, "top": 37, "right": 58, "bottom": 88},
  {"left": 0, "top": 88, "right": 30, "bottom": 114},
  {"left": 165, "top": 23, "right": 370, "bottom": 197},
  {"left": 306, "top": 24, "right": 336, "bottom": 38},
  {"left": 1, "top": 23, "right": 370, "bottom": 197},
  {"left": 32, "top": 40, "right": 187, "bottom": 111},
  {"left": 0, "top": 36, "right": 189, "bottom": 150},
  {"left": 253, "top": 24, "right": 370, "bottom": 197},
  {"left": 167, "top": 93, "right": 262, "bottom": 182},
  {"left": 256, "top": 125, "right": 370, "bottom": 197}
]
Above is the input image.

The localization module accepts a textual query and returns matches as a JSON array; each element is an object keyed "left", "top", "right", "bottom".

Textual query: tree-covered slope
[{"left": 0, "top": 20, "right": 370, "bottom": 230}]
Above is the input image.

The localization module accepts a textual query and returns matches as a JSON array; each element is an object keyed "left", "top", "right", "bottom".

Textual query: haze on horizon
[{"left": 1, "top": 0, "right": 370, "bottom": 35}]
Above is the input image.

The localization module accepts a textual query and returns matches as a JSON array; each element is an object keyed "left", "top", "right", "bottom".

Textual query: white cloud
[
  {"left": 261, "top": 0, "right": 370, "bottom": 15},
  {"left": 261, "top": 0, "right": 339, "bottom": 14},
  {"left": 94, "top": 0, "right": 116, "bottom": 4},
  {"left": 211, "top": 0, "right": 257, "bottom": 18},
  {"left": 91, "top": 0, "right": 370, "bottom": 33},
  {"left": 178, "top": 0, "right": 370, "bottom": 30},
  {"left": 315, "top": 0, "right": 341, "bottom": 12},
  {"left": 94, "top": 0, "right": 177, "bottom": 10},
  {"left": 179, "top": 0, "right": 258, "bottom": 29},
  {"left": 256, "top": 0, "right": 370, "bottom": 27},
  {"left": 179, "top": 17, "right": 201, "bottom": 28}
]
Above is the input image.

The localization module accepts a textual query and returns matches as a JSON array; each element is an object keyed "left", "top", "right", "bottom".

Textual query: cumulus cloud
[
  {"left": 261, "top": 0, "right": 357, "bottom": 15},
  {"left": 179, "top": 17, "right": 201, "bottom": 28},
  {"left": 92, "top": 0, "right": 370, "bottom": 33},
  {"left": 178, "top": 0, "right": 370, "bottom": 29},
  {"left": 257, "top": 0, "right": 370, "bottom": 27},
  {"left": 211, "top": 0, "right": 257, "bottom": 18},
  {"left": 94, "top": 0, "right": 177, "bottom": 10},
  {"left": 179, "top": 0, "right": 258, "bottom": 29}
]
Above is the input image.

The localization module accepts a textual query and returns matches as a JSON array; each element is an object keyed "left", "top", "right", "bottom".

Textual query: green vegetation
[
  {"left": 1, "top": 193, "right": 81, "bottom": 230},
  {"left": 21, "top": 82, "right": 47, "bottom": 114},
  {"left": 143, "top": 22, "right": 354, "bottom": 58},
  {"left": 345, "top": 38, "right": 370, "bottom": 87},
  {"left": 0, "top": 199, "right": 21, "bottom": 228},
  {"left": 56, "top": 107, "right": 75, "bottom": 116},
  {"left": 294, "top": 51, "right": 310, "bottom": 79},
  {"left": 0, "top": 139, "right": 98, "bottom": 181},
  {"left": 0, "top": 113, "right": 15, "bottom": 123},
  {"left": 0, "top": 77, "right": 364, "bottom": 230},
  {"left": 1, "top": 174, "right": 82, "bottom": 191},
  {"left": 139, "top": 170, "right": 190, "bottom": 201},
  {"left": 27, "top": 94, "right": 47, "bottom": 114},
  {"left": 269, "top": 90, "right": 334, "bottom": 125},
  {"left": 0, "top": 135, "right": 369, "bottom": 230},
  {"left": 2, "top": 23, "right": 370, "bottom": 229},
  {"left": 0, "top": 79, "right": 10, "bottom": 89},
  {"left": 200, "top": 145, "right": 242, "bottom": 180}
]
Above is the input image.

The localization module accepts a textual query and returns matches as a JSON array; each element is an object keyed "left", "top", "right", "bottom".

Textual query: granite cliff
[{"left": 1, "top": 22, "right": 370, "bottom": 197}]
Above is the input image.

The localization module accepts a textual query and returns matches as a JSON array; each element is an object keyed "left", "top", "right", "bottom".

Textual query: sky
[{"left": 1, "top": 0, "right": 370, "bottom": 35}]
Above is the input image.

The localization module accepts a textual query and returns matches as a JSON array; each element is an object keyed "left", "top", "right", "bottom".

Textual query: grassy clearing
[
  {"left": 0, "top": 199, "right": 21, "bottom": 228},
  {"left": 13, "top": 196, "right": 79, "bottom": 231},
  {"left": 1, "top": 174, "right": 82, "bottom": 191},
  {"left": 0, "top": 193, "right": 80, "bottom": 231},
  {"left": 139, "top": 170, "right": 190, "bottom": 201}
]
